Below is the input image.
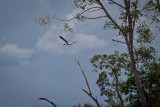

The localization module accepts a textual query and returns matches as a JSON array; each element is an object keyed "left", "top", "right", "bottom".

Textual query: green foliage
[
  {"left": 83, "top": 103, "right": 94, "bottom": 107},
  {"left": 63, "top": 23, "right": 74, "bottom": 33},
  {"left": 75, "top": 14, "right": 87, "bottom": 21},
  {"left": 104, "top": 21, "right": 117, "bottom": 30},
  {"left": 91, "top": 51, "right": 129, "bottom": 106},
  {"left": 136, "top": 22, "right": 154, "bottom": 44},
  {"left": 73, "top": 103, "right": 94, "bottom": 107},
  {"left": 74, "top": 0, "right": 94, "bottom": 10},
  {"left": 91, "top": 48, "right": 160, "bottom": 106},
  {"left": 73, "top": 103, "right": 82, "bottom": 107},
  {"left": 36, "top": 14, "right": 53, "bottom": 26},
  {"left": 142, "top": 0, "right": 160, "bottom": 24},
  {"left": 144, "top": 0, "right": 160, "bottom": 13}
]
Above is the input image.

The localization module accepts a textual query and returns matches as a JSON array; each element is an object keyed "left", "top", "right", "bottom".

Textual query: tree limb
[
  {"left": 95, "top": 0, "right": 124, "bottom": 34},
  {"left": 82, "top": 88, "right": 100, "bottom": 107},
  {"left": 39, "top": 98, "right": 57, "bottom": 107}
]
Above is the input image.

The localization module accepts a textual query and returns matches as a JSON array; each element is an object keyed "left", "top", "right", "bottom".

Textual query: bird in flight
[{"left": 59, "top": 36, "right": 76, "bottom": 45}]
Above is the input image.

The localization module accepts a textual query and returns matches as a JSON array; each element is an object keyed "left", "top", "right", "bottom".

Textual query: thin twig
[{"left": 39, "top": 98, "right": 57, "bottom": 107}]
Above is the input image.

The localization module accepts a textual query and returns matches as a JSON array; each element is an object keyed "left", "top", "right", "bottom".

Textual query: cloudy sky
[{"left": 0, "top": 0, "right": 159, "bottom": 107}]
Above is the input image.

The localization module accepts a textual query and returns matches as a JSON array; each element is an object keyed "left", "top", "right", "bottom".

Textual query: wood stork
[{"left": 59, "top": 36, "right": 76, "bottom": 45}]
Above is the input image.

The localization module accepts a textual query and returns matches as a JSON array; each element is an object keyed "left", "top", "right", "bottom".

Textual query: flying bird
[{"left": 59, "top": 36, "right": 76, "bottom": 45}]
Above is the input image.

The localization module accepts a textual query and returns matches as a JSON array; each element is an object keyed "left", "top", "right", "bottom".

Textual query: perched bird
[{"left": 59, "top": 36, "right": 76, "bottom": 45}]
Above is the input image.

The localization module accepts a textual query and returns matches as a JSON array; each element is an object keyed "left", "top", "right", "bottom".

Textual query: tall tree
[{"left": 90, "top": 39, "right": 160, "bottom": 106}]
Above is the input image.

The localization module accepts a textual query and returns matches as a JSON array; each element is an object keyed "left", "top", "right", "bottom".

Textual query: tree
[
  {"left": 37, "top": 0, "right": 160, "bottom": 106},
  {"left": 90, "top": 42, "right": 160, "bottom": 106}
]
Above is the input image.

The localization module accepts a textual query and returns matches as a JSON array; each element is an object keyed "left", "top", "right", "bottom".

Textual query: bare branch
[
  {"left": 75, "top": 59, "right": 100, "bottom": 107},
  {"left": 112, "top": 39, "right": 137, "bottom": 52},
  {"left": 75, "top": 59, "right": 92, "bottom": 95},
  {"left": 39, "top": 98, "right": 57, "bottom": 107},
  {"left": 112, "top": 39, "right": 127, "bottom": 45},
  {"left": 109, "top": 0, "right": 125, "bottom": 9}
]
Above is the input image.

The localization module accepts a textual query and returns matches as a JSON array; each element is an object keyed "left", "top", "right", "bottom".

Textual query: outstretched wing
[{"left": 59, "top": 36, "right": 68, "bottom": 43}]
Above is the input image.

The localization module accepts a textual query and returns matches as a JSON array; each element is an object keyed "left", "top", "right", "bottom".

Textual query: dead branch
[
  {"left": 75, "top": 59, "right": 100, "bottom": 107},
  {"left": 75, "top": 59, "right": 92, "bottom": 95},
  {"left": 39, "top": 98, "right": 57, "bottom": 107}
]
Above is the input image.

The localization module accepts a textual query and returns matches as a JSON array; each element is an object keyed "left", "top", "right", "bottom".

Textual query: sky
[{"left": 0, "top": 0, "right": 159, "bottom": 107}]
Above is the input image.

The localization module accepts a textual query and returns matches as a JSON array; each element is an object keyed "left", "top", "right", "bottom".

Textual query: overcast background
[{"left": 0, "top": 0, "right": 159, "bottom": 107}]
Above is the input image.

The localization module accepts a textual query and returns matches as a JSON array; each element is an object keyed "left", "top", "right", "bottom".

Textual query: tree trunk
[
  {"left": 124, "top": 0, "right": 148, "bottom": 106},
  {"left": 127, "top": 43, "right": 147, "bottom": 107}
]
